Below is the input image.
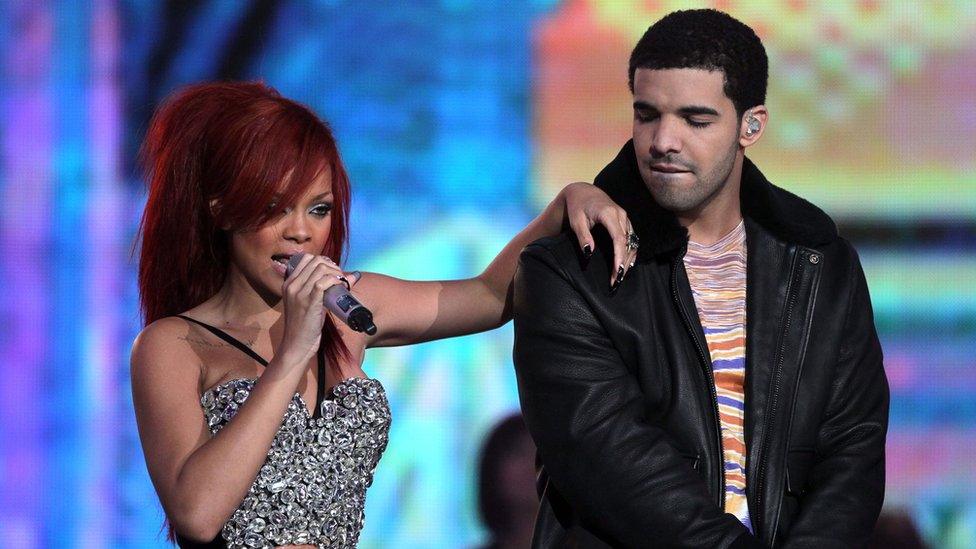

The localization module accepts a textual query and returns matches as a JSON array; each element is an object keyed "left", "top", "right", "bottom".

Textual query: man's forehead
[{"left": 632, "top": 67, "right": 731, "bottom": 109}]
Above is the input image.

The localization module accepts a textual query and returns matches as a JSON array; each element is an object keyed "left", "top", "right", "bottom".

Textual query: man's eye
[
  {"left": 687, "top": 119, "right": 711, "bottom": 128},
  {"left": 635, "top": 111, "right": 654, "bottom": 122}
]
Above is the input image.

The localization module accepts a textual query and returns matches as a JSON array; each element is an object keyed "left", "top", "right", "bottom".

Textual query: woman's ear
[{"left": 208, "top": 198, "right": 229, "bottom": 230}]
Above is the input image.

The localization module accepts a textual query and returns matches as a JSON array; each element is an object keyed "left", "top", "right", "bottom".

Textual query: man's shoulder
[
  {"left": 514, "top": 234, "right": 593, "bottom": 315},
  {"left": 742, "top": 158, "right": 839, "bottom": 248},
  {"left": 823, "top": 237, "right": 870, "bottom": 299},
  {"left": 521, "top": 232, "right": 582, "bottom": 268},
  {"left": 804, "top": 233, "right": 861, "bottom": 273},
  {"left": 519, "top": 231, "right": 617, "bottom": 290}
]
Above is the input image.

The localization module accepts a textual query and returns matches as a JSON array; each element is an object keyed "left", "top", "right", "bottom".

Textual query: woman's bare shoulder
[
  {"left": 133, "top": 316, "right": 197, "bottom": 353},
  {"left": 130, "top": 316, "right": 203, "bottom": 388}
]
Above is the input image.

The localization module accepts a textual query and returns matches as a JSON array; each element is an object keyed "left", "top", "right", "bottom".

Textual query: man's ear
[{"left": 739, "top": 105, "right": 768, "bottom": 148}]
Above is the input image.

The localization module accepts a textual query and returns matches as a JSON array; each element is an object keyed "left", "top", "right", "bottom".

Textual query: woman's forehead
[
  {"left": 302, "top": 167, "right": 332, "bottom": 196},
  {"left": 276, "top": 164, "right": 332, "bottom": 199}
]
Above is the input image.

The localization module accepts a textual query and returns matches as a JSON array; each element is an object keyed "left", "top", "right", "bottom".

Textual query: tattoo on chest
[{"left": 178, "top": 335, "right": 256, "bottom": 349}]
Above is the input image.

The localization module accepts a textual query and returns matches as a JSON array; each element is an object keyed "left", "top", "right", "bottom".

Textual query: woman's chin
[{"left": 247, "top": 272, "right": 284, "bottom": 304}]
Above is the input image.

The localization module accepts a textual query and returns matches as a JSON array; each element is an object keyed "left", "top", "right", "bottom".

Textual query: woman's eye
[
  {"left": 311, "top": 204, "right": 332, "bottom": 216},
  {"left": 268, "top": 202, "right": 292, "bottom": 213}
]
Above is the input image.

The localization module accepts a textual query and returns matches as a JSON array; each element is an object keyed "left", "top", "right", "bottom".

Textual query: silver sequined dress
[{"left": 200, "top": 376, "right": 391, "bottom": 548}]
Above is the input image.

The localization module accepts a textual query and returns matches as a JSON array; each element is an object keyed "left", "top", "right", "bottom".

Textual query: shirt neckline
[{"left": 686, "top": 219, "right": 746, "bottom": 256}]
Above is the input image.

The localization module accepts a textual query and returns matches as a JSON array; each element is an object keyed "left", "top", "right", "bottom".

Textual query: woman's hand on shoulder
[{"left": 560, "top": 181, "right": 638, "bottom": 287}]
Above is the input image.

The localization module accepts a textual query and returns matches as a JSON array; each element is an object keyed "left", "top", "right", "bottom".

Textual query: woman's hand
[
  {"left": 278, "top": 254, "right": 360, "bottom": 367},
  {"left": 561, "top": 182, "right": 638, "bottom": 289}
]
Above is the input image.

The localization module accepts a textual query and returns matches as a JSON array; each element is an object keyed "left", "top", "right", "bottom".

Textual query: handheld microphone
[{"left": 286, "top": 254, "right": 377, "bottom": 336}]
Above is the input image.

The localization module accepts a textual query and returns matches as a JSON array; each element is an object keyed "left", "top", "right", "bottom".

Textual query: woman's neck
[{"left": 197, "top": 267, "right": 284, "bottom": 331}]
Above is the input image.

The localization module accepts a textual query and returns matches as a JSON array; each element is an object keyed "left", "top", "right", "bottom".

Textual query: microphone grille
[{"left": 285, "top": 254, "right": 305, "bottom": 278}]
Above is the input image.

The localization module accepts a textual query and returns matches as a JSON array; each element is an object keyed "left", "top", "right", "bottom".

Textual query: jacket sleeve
[
  {"left": 513, "top": 241, "right": 759, "bottom": 548},
  {"left": 782, "top": 248, "right": 889, "bottom": 548}
]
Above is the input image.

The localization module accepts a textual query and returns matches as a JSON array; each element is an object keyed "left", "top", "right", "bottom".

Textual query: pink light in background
[
  {"left": 0, "top": 3, "right": 53, "bottom": 546},
  {"left": 81, "top": 0, "right": 123, "bottom": 546}
]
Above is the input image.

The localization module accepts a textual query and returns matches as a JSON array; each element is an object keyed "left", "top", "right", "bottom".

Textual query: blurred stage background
[{"left": 1, "top": 0, "right": 974, "bottom": 547}]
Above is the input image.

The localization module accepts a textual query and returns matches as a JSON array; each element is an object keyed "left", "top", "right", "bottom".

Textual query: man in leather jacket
[{"left": 513, "top": 9, "right": 889, "bottom": 548}]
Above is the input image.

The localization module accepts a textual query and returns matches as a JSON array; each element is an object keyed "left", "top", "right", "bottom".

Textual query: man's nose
[{"left": 650, "top": 117, "right": 682, "bottom": 157}]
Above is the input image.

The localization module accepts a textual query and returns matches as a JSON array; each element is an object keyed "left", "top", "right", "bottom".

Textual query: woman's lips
[{"left": 271, "top": 257, "right": 289, "bottom": 277}]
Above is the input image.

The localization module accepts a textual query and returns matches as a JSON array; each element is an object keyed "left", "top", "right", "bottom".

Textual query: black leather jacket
[{"left": 513, "top": 141, "right": 888, "bottom": 549}]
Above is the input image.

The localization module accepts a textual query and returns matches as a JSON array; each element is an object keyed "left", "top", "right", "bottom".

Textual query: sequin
[{"left": 200, "top": 377, "right": 390, "bottom": 548}]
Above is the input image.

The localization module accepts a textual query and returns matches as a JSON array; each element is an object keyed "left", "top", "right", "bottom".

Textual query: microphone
[{"left": 286, "top": 254, "right": 377, "bottom": 335}]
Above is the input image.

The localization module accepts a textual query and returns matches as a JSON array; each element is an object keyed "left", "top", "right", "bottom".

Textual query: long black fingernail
[
  {"left": 582, "top": 244, "right": 592, "bottom": 259},
  {"left": 611, "top": 265, "right": 624, "bottom": 291}
]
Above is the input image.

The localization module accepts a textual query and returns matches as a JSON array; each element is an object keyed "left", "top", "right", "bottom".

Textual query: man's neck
[
  {"left": 677, "top": 156, "right": 744, "bottom": 246},
  {"left": 681, "top": 210, "right": 744, "bottom": 246}
]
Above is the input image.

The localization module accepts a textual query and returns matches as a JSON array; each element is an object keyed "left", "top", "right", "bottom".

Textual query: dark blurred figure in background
[
  {"left": 868, "top": 511, "right": 929, "bottom": 549},
  {"left": 476, "top": 413, "right": 538, "bottom": 549}
]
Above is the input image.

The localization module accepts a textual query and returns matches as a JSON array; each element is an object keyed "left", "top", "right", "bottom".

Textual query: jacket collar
[{"left": 593, "top": 140, "right": 838, "bottom": 261}]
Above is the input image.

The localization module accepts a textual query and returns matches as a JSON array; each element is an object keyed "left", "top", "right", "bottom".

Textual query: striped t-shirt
[{"left": 682, "top": 220, "right": 751, "bottom": 531}]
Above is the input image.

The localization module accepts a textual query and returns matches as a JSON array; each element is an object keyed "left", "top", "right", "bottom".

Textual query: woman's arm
[
  {"left": 361, "top": 182, "right": 636, "bottom": 347},
  {"left": 131, "top": 320, "right": 309, "bottom": 542}
]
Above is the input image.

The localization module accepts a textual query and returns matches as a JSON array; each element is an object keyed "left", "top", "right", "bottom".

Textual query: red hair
[{"left": 137, "top": 81, "right": 351, "bottom": 370}]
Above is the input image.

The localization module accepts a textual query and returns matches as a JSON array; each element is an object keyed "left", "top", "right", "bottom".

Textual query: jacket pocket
[
  {"left": 681, "top": 453, "right": 701, "bottom": 472},
  {"left": 786, "top": 448, "right": 816, "bottom": 496}
]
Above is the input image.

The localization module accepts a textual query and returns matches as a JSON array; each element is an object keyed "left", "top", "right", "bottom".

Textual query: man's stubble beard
[{"left": 645, "top": 139, "right": 740, "bottom": 214}]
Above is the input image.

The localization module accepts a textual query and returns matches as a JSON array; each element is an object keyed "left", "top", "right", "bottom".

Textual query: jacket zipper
[
  {"left": 754, "top": 248, "right": 803, "bottom": 539},
  {"left": 671, "top": 257, "right": 726, "bottom": 510}
]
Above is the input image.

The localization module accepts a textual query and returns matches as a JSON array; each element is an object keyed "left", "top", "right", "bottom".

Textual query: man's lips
[{"left": 649, "top": 164, "right": 690, "bottom": 173}]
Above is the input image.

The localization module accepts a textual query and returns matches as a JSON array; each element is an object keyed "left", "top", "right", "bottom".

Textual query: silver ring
[
  {"left": 336, "top": 275, "right": 350, "bottom": 291},
  {"left": 625, "top": 231, "right": 640, "bottom": 251}
]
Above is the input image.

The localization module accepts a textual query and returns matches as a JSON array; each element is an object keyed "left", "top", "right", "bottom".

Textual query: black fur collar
[{"left": 593, "top": 140, "right": 838, "bottom": 261}]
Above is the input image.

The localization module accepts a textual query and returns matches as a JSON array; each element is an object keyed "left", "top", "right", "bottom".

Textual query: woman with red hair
[{"left": 131, "top": 81, "right": 637, "bottom": 548}]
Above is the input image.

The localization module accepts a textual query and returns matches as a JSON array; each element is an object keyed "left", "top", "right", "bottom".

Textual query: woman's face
[{"left": 228, "top": 169, "right": 334, "bottom": 299}]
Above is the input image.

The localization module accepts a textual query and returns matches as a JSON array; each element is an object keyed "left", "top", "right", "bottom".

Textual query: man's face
[{"left": 632, "top": 68, "right": 742, "bottom": 214}]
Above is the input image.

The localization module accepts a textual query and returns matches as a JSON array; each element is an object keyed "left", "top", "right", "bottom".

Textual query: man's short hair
[{"left": 628, "top": 9, "right": 768, "bottom": 117}]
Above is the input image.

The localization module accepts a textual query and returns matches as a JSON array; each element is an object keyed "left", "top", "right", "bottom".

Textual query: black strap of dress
[
  {"left": 176, "top": 315, "right": 328, "bottom": 416},
  {"left": 177, "top": 315, "right": 269, "bottom": 366}
]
